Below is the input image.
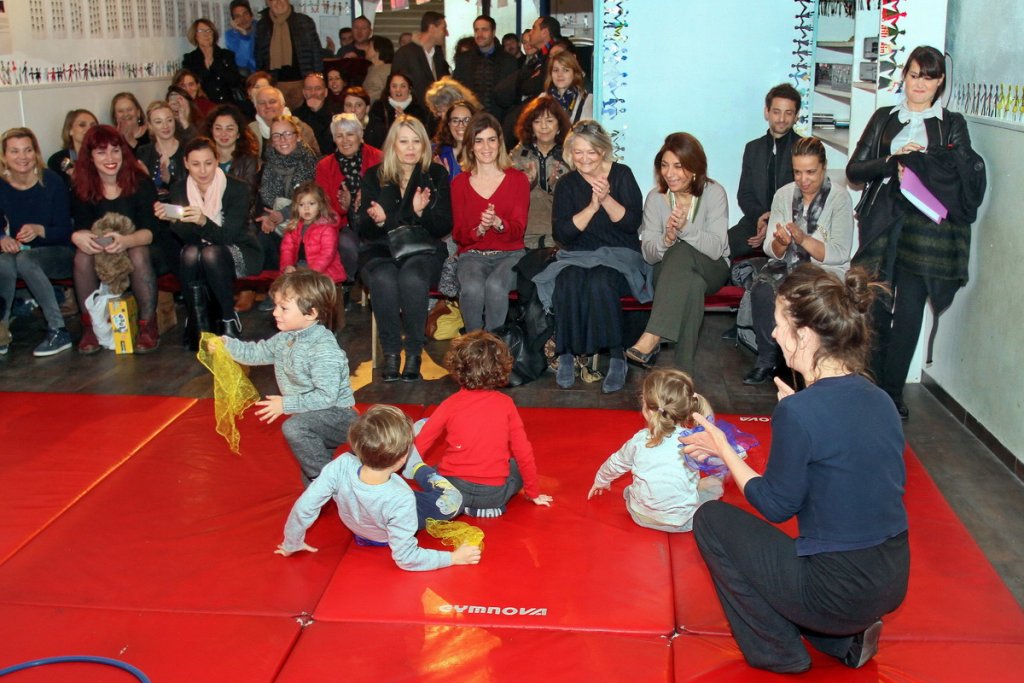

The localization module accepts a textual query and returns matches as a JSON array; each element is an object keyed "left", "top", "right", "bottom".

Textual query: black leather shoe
[
  {"left": 721, "top": 325, "right": 738, "bottom": 341},
  {"left": 893, "top": 397, "right": 910, "bottom": 421},
  {"left": 625, "top": 343, "right": 660, "bottom": 368},
  {"left": 842, "top": 620, "right": 883, "bottom": 669},
  {"left": 743, "top": 365, "right": 774, "bottom": 385},
  {"left": 382, "top": 353, "right": 401, "bottom": 382},
  {"left": 401, "top": 353, "right": 422, "bottom": 382}
]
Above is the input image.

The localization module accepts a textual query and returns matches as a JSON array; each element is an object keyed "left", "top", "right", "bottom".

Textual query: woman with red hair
[{"left": 69, "top": 125, "right": 170, "bottom": 354}]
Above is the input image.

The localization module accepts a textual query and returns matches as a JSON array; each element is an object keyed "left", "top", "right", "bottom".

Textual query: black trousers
[
  {"left": 363, "top": 252, "right": 444, "bottom": 355},
  {"left": 694, "top": 501, "right": 909, "bottom": 673},
  {"left": 876, "top": 265, "right": 931, "bottom": 401},
  {"left": 750, "top": 278, "right": 781, "bottom": 369}
]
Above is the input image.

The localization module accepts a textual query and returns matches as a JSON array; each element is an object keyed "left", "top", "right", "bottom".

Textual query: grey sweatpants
[{"left": 282, "top": 405, "right": 360, "bottom": 485}]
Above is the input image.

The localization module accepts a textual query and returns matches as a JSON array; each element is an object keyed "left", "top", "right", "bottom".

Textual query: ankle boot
[
  {"left": 401, "top": 353, "right": 422, "bottom": 382},
  {"left": 183, "top": 283, "right": 211, "bottom": 350},
  {"left": 382, "top": 353, "right": 401, "bottom": 382},
  {"left": 222, "top": 313, "right": 242, "bottom": 338}
]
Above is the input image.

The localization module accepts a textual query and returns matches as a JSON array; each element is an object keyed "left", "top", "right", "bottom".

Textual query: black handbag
[{"left": 386, "top": 224, "right": 436, "bottom": 261}]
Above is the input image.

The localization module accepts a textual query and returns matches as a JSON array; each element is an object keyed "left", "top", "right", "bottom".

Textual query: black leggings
[{"left": 180, "top": 244, "right": 236, "bottom": 319}]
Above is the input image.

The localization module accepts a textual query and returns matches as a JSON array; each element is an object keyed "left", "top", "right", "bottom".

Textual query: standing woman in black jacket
[
  {"left": 183, "top": 19, "right": 243, "bottom": 106},
  {"left": 846, "top": 45, "right": 984, "bottom": 420},
  {"left": 352, "top": 114, "right": 452, "bottom": 382}
]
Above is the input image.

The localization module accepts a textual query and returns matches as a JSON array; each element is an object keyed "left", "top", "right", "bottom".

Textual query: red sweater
[
  {"left": 314, "top": 144, "right": 383, "bottom": 230},
  {"left": 279, "top": 215, "right": 347, "bottom": 282},
  {"left": 414, "top": 388, "right": 540, "bottom": 499},
  {"left": 451, "top": 167, "right": 530, "bottom": 253}
]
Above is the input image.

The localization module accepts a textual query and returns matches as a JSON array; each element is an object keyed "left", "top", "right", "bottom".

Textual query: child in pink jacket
[{"left": 280, "top": 181, "right": 347, "bottom": 283}]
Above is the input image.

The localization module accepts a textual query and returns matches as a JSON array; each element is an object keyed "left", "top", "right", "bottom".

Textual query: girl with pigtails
[{"left": 587, "top": 368, "right": 726, "bottom": 532}]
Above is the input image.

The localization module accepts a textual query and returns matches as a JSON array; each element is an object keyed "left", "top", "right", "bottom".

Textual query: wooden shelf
[
  {"left": 815, "top": 85, "right": 853, "bottom": 100},
  {"left": 817, "top": 40, "right": 854, "bottom": 49},
  {"left": 853, "top": 81, "right": 877, "bottom": 93},
  {"left": 812, "top": 127, "right": 850, "bottom": 155}
]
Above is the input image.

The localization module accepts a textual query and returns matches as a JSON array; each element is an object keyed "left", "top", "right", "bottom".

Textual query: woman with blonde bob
[
  {"left": 352, "top": 115, "right": 452, "bottom": 382},
  {"left": 451, "top": 112, "right": 530, "bottom": 332},
  {"left": 533, "top": 119, "right": 646, "bottom": 394},
  {"left": 545, "top": 51, "right": 593, "bottom": 124},
  {"left": 683, "top": 263, "right": 908, "bottom": 674}
]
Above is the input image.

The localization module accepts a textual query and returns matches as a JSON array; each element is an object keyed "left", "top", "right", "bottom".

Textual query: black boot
[
  {"left": 401, "top": 352, "right": 422, "bottom": 382},
  {"left": 221, "top": 313, "right": 242, "bottom": 339},
  {"left": 182, "top": 282, "right": 211, "bottom": 350},
  {"left": 381, "top": 353, "right": 401, "bottom": 382}
]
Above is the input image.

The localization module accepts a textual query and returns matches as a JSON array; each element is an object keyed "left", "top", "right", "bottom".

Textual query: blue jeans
[
  {"left": 411, "top": 464, "right": 462, "bottom": 529},
  {"left": 0, "top": 246, "right": 74, "bottom": 329},
  {"left": 456, "top": 249, "right": 525, "bottom": 332}
]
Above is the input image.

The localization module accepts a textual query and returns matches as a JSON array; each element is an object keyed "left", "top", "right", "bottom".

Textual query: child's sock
[
  {"left": 401, "top": 419, "right": 429, "bottom": 479},
  {"left": 413, "top": 463, "right": 463, "bottom": 516},
  {"left": 463, "top": 506, "right": 506, "bottom": 518}
]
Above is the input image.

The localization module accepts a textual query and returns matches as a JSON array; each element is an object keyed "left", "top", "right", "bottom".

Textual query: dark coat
[
  {"left": 391, "top": 39, "right": 451, "bottom": 105},
  {"left": 454, "top": 46, "right": 519, "bottom": 119},
  {"left": 846, "top": 106, "right": 972, "bottom": 252},
  {"left": 182, "top": 47, "right": 243, "bottom": 104},
  {"left": 167, "top": 176, "right": 263, "bottom": 275},
  {"left": 254, "top": 8, "right": 321, "bottom": 81},
  {"left": 352, "top": 162, "right": 452, "bottom": 270},
  {"left": 736, "top": 128, "right": 801, "bottom": 227}
]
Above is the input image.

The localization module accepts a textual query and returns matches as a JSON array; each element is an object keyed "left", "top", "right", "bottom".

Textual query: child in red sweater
[
  {"left": 414, "top": 331, "right": 554, "bottom": 517},
  {"left": 279, "top": 182, "right": 346, "bottom": 283}
]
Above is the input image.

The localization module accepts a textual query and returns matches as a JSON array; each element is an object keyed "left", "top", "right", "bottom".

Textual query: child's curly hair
[{"left": 443, "top": 330, "right": 513, "bottom": 390}]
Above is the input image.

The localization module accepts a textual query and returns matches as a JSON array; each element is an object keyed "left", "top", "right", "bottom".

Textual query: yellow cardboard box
[{"left": 109, "top": 294, "right": 138, "bottom": 354}]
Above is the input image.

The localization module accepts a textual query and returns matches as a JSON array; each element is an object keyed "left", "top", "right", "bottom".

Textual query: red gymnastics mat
[
  {"left": 277, "top": 622, "right": 672, "bottom": 682},
  {"left": 311, "top": 406, "right": 678, "bottom": 634},
  {"left": 0, "top": 603, "right": 301, "bottom": 682},
  {"left": 0, "top": 399, "right": 354, "bottom": 616},
  {"left": 671, "top": 632, "right": 1024, "bottom": 682},
  {"left": 0, "top": 392, "right": 195, "bottom": 565}
]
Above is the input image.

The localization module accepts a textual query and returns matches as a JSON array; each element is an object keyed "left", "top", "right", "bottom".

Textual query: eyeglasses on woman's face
[{"left": 271, "top": 131, "right": 297, "bottom": 141}]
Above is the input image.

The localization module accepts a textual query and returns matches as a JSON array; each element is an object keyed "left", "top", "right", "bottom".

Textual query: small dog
[{"left": 91, "top": 213, "right": 136, "bottom": 295}]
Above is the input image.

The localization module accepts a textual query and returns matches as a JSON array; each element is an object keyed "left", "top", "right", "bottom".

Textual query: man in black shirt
[{"left": 729, "top": 84, "right": 803, "bottom": 258}]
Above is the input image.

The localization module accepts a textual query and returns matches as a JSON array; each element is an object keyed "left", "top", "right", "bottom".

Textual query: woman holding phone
[{"left": 156, "top": 136, "right": 261, "bottom": 345}]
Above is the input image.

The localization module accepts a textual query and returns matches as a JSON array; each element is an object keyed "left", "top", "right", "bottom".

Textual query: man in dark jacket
[
  {"left": 454, "top": 15, "right": 519, "bottom": 121},
  {"left": 255, "top": 0, "right": 322, "bottom": 108},
  {"left": 728, "top": 84, "right": 803, "bottom": 258},
  {"left": 391, "top": 11, "right": 450, "bottom": 105},
  {"left": 293, "top": 73, "right": 341, "bottom": 154}
]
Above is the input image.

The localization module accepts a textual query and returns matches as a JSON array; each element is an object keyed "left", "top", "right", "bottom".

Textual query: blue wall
[{"left": 598, "top": 1, "right": 798, "bottom": 215}]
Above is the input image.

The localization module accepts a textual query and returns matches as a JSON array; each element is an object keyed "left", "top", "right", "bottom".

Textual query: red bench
[{"left": 369, "top": 285, "right": 745, "bottom": 368}]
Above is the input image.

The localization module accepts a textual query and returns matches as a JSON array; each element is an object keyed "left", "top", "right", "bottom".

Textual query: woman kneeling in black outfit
[{"left": 683, "top": 263, "right": 909, "bottom": 674}]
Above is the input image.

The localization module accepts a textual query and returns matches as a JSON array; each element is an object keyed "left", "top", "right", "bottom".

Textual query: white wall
[
  {"left": 925, "top": 118, "right": 1024, "bottom": 463},
  {"left": 929, "top": 0, "right": 1024, "bottom": 465}
]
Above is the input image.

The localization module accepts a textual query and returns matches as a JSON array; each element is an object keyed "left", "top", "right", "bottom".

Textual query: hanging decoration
[
  {"left": 600, "top": 0, "right": 629, "bottom": 158},
  {"left": 790, "top": 0, "right": 816, "bottom": 135}
]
